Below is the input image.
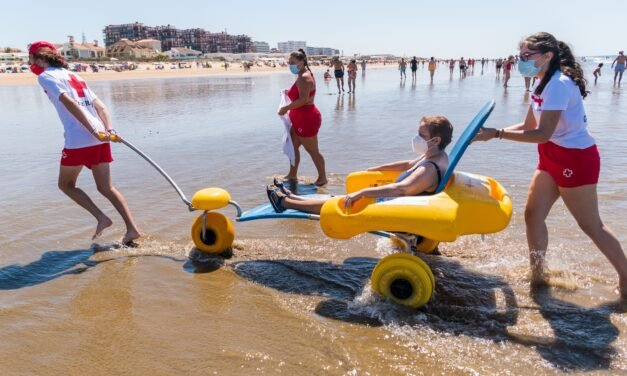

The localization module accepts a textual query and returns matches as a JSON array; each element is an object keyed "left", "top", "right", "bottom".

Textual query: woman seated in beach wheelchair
[{"left": 266, "top": 115, "right": 452, "bottom": 222}]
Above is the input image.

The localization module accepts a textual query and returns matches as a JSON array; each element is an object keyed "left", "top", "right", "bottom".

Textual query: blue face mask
[
  {"left": 518, "top": 59, "right": 541, "bottom": 77},
  {"left": 289, "top": 64, "right": 300, "bottom": 74}
]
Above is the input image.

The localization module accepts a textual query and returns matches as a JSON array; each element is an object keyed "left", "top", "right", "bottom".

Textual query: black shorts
[{"left": 334, "top": 69, "right": 344, "bottom": 78}]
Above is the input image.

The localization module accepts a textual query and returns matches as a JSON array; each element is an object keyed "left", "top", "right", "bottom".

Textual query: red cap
[{"left": 28, "top": 41, "right": 57, "bottom": 55}]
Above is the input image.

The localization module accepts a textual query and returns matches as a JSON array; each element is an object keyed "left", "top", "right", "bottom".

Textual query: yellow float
[{"left": 320, "top": 170, "right": 512, "bottom": 242}]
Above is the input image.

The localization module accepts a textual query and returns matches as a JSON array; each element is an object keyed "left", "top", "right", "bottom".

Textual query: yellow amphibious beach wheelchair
[{"left": 112, "top": 100, "right": 512, "bottom": 309}]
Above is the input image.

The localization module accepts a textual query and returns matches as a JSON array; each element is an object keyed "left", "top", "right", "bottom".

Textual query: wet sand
[
  {"left": 0, "top": 63, "right": 388, "bottom": 87},
  {"left": 1, "top": 63, "right": 625, "bottom": 374}
]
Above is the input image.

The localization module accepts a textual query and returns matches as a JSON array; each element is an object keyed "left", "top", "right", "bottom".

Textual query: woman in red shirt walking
[{"left": 29, "top": 41, "right": 141, "bottom": 245}]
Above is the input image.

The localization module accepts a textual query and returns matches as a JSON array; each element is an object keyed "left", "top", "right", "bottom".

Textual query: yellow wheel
[
  {"left": 415, "top": 236, "right": 440, "bottom": 254},
  {"left": 371, "top": 253, "right": 435, "bottom": 308},
  {"left": 191, "top": 212, "right": 235, "bottom": 254}
]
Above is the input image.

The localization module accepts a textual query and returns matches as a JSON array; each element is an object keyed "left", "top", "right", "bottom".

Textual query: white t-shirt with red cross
[
  {"left": 530, "top": 70, "right": 595, "bottom": 149},
  {"left": 38, "top": 67, "right": 106, "bottom": 149}
]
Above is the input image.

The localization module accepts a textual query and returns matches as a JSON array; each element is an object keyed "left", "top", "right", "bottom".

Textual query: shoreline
[{"left": 0, "top": 63, "right": 391, "bottom": 87}]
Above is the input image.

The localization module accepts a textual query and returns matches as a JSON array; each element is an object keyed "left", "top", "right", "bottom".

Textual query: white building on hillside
[
  {"left": 277, "top": 41, "right": 306, "bottom": 53},
  {"left": 58, "top": 36, "right": 106, "bottom": 59},
  {"left": 164, "top": 47, "right": 202, "bottom": 59},
  {"left": 0, "top": 52, "right": 28, "bottom": 62},
  {"left": 306, "top": 47, "right": 340, "bottom": 56},
  {"left": 253, "top": 41, "right": 270, "bottom": 53}
]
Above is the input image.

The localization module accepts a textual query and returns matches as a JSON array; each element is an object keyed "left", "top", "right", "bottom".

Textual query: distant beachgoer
[
  {"left": 474, "top": 32, "right": 627, "bottom": 299},
  {"left": 279, "top": 49, "right": 327, "bottom": 186},
  {"left": 266, "top": 116, "right": 453, "bottom": 214},
  {"left": 611, "top": 50, "right": 626, "bottom": 86},
  {"left": 459, "top": 57, "right": 466, "bottom": 77},
  {"left": 593, "top": 63, "right": 603, "bottom": 84},
  {"left": 331, "top": 56, "right": 345, "bottom": 93},
  {"left": 410, "top": 56, "right": 418, "bottom": 80},
  {"left": 323, "top": 69, "right": 332, "bottom": 80},
  {"left": 361, "top": 60, "right": 366, "bottom": 74},
  {"left": 28, "top": 41, "right": 141, "bottom": 245},
  {"left": 399, "top": 58, "right": 407, "bottom": 79},
  {"left": 449, "top": 59, "right": 455, "bottom": 75},
  {"left": 428, "top": 57, "right": 436, "bottom": 82},
  {"left": 495, "top": 58, "right": 503, "bottom": 78},
  {"left": 503, "top": 55, "right": 514, "bottom": 87},
  {"left": 524, "top": 76, "right": 532, "bottom": 91},
  {"left": 347, "top": 59, "right": 358, "bottom": 93}
]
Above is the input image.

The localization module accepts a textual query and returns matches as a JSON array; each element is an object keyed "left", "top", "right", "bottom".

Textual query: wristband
[
  {"left": 107, "top": 129, "right": 117, "bottom": 134},
  {"left": 499, "top": 129, "right": 505, "bottom": 139}
]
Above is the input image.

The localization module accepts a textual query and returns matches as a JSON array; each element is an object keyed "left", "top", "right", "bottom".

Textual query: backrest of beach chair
[{"left": 435, "top": 100, "right": 496, "bottom": 193}]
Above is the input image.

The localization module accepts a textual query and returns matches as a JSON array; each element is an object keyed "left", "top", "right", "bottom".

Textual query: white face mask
[{"left": 412, "top": 135, "right": 431, "bottom": 154}]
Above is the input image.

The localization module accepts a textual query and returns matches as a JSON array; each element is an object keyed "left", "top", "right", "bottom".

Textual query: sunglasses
[{"left": 518, "top": 51, "right": 543, "bottom": 62}]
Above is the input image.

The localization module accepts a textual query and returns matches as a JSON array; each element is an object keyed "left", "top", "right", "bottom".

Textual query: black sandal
[
  {"left": 273, "top": 177, "right": 292, "bottom": 195},
  {"left": 266, "top": 185, "right": 287, "bottom": 213}
]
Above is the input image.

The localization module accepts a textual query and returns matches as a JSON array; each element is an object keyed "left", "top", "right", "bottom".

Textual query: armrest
[{"left": 345, "top": 171, "right": 402, "bottom": 194}]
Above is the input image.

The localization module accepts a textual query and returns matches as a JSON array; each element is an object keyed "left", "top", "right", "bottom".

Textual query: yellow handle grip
[{"left": 97, "top": 132, "right": 119, "bottom": 142}]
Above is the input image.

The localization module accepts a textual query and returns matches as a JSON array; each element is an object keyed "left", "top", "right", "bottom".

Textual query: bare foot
[
  {"left": 530, "top": 271, "right": 549, "bottom": 289},
  {"left": 314, "top": 179, "right": 328, "bottom": 187},
  {"left": 122, "top": 229, "right": 142, "bottom": 245},
  {"left": 92, "top": 216, "right": 113, "bottom": 240}
]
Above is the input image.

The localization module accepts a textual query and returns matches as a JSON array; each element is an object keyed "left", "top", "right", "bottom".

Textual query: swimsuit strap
[
  {"left": 422, "top": 160, "right": 442, "bottom": 191},
  {"left": 395, "top": 159, "right": 442, "bottom": 193}
]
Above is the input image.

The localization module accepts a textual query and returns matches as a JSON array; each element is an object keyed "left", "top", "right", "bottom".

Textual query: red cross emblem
[
  {"left": 563, "top": 168, "right": 573, "bottom": 178},
  {"left": 68, "top": 74, "right": 87, "bottom": 98},
  {"left": 531, "top": 95, "right": 543, "bottom": 107}
]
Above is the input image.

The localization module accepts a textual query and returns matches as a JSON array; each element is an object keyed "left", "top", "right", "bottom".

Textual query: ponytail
[
  {"left": 522, "top": 32, "right": 588, "bottom": 99},
  {"left": 291, "top": 49, "right": 313, "bottom": 76},
  {"left": 33, "top": 47, "right": 68, "bottom": 69},
  {"left": 557, "top": 41, "right": 588, "bottom": 98}
]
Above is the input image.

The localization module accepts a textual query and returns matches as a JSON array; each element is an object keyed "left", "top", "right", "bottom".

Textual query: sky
[{"left": 2, "top": 0, "right": 625, "bottom": 57}]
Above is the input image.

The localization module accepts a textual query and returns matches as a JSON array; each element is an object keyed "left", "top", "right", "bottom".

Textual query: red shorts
[
  {"left": 61, "top": 143, "right": 113, "bottom": 169},
  {"left": 537, "top": 142, "right": 600, "bottom": 188},
  {"left": 289, "top": 105, "right": 322, "bottom": 137}
]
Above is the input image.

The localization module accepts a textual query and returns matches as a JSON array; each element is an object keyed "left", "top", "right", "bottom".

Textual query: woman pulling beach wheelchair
[{"left": 28, "top": 41, "right": 141, "bottom": 246}]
